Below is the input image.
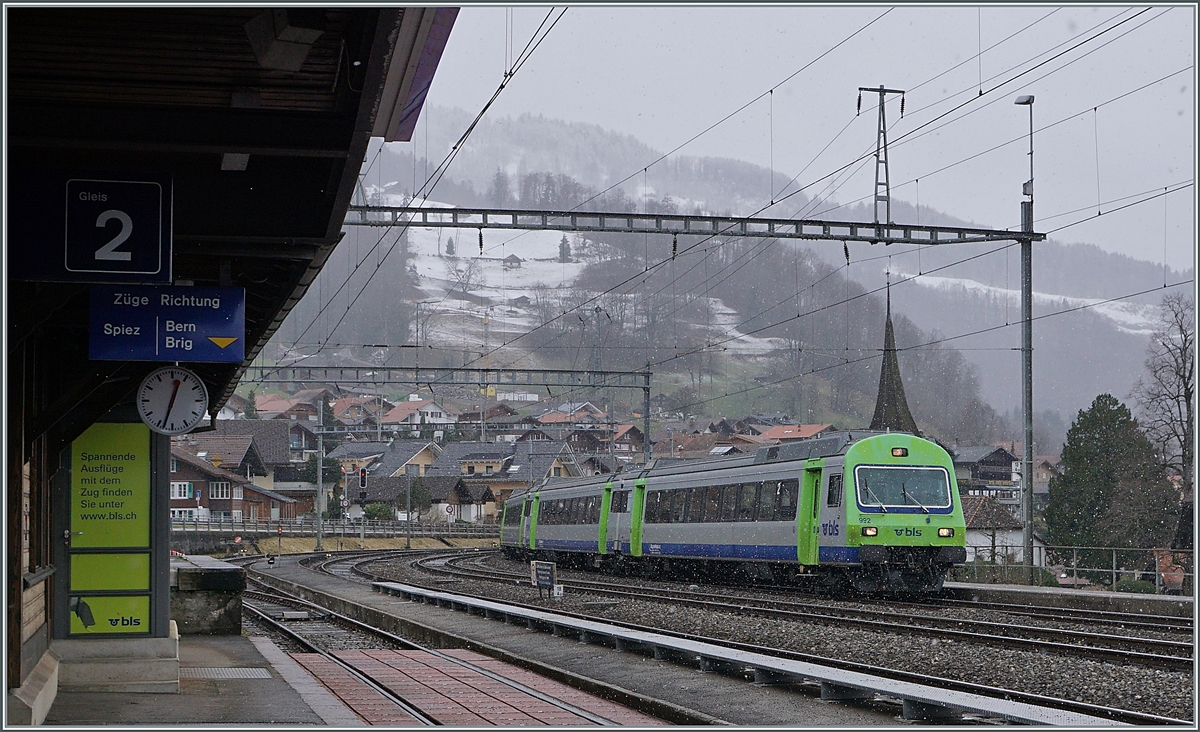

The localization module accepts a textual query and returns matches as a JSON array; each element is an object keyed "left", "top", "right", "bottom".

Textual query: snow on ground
[
  {"left": 703, "top": 297, "right": 789, "bottom": 355},
  {"left": 396, "top": 201, "right": 787, "bottom": 359},
  {"left": 897, "top": 272, "right": 1160, "bottom": 335}
]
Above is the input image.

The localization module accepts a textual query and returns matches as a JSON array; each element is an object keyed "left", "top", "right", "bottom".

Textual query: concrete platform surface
[{"left": 42, "top": 634, "right": 343, "bottom": 726}]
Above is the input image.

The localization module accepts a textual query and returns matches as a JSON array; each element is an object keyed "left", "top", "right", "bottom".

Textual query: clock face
[{"left": 137, "top": 366, "right": 209, "bottom": 435}]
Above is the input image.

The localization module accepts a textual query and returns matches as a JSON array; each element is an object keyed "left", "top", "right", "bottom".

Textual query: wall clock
[{"left": 136, "top": 366, "right": 209, "bottom": 435}]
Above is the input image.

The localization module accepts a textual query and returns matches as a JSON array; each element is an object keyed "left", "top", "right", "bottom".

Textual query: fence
[
  {"left": 170, "top": 516, "right": 500, "bottom": 540},
  {"left": 950, "top": 543, "right": 1193, "bottom": 596}
]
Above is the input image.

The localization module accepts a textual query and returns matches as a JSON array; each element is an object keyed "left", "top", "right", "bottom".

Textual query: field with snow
[
  {"left": 388, "top": 197, "right": 787, "bottom": 362},
  {"left": 897, "top": 272, "right": 1160, "bottom": 336}
]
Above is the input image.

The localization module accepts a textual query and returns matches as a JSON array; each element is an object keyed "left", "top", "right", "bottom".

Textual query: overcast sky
[{"left": 418, "top": 5, "right": 1195, "bottom": 274}]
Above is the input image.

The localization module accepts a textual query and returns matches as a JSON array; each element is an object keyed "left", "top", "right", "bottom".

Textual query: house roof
[
  {"left": 243, "top": 483, "right": 296, "bottom": 504},
  {"left": 612, "top": 424, "right": 642, "bottom": 441},
  {"left": 953, "top": 446, "right": 1017, "bottom": 465},
  {"left": 331, "top": 396, "right": 392, "bottom": 418},
  {"left": 757, "top": 424, "right": 834, "bottom": 441},
  {"left": 506, "top": 441, "right": 580, "bottom": 484},
  {"left": 538, "top": 412, "right": 603, "bottom": 425},
  {"left": 426, "top": 441, "right": 511, "bottom": 476},
  {"left": 171, "top": 447, "right": 253, "bottom": 485},
  {"left": 255, "top": 395, "right": 317, "bottom": 418},
  {"left": 327, "top": 441, "right": 391, "bottom": 460},
  {"left": 960, "top": 495, "right": 1023, "bottom": 530},
  {"left": 212, "top": 419, "right": 291, "bottom": 465},
  {"left": 367, "top": 440, "right": 441, "bottom": 477},
  {"left": 381, "top": 399, "right": 459, "bottom": 424},
  {"left": 174, "top": 435, "right": 267, "bottom": 476},
  {"left": 363, "top": 475, "right": 487, "bottom": 504}
]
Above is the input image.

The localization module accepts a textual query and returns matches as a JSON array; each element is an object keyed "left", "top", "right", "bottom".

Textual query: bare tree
[{"left": 1132, "top": 293, "right": 1195, "bottom": 495}]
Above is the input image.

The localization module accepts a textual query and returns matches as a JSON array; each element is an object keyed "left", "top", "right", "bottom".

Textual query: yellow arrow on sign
[{"left": 208, "top": 337, "right": 239, "bottom": 349}]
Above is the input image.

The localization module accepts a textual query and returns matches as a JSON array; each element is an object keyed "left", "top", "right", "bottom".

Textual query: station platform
[
  {"left": 43, "top": 634, "right": 360, "bottom": 726},
  {"left": 944, "top": 580, "right": 1194, "bottom": 617}
]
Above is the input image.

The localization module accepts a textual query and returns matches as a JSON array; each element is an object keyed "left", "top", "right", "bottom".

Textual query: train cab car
[
  {"left": 499, "top": 430, "right": 966, "bottom": 595},
  {"left": 809, "top": 432, "right": 967, "bottom": 593}
]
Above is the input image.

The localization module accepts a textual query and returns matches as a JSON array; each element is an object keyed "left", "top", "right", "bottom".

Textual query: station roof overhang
[{"left": 6, "top": 7, "right": 457, "bottom": 453}]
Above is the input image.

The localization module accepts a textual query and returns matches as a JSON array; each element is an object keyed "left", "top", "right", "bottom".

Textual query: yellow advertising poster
[
  {"left": 69, "top": 595, "right": 150, "bottom": 635},
  {"left": 71, "top": 423, "right": 150, "bottom": 548},
  {"left": 70, "top": 554, "right": 150, "bottom": 592}
]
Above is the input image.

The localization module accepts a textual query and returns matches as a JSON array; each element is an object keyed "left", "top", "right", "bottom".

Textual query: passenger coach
[{"left": 501, "top": 430, "right": 967, "bottom": 594}]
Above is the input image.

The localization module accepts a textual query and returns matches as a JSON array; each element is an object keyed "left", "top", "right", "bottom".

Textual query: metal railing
[
  {"left": 951, "top": 543, "right": 1193, "bottom": 596},
  {"left": 170, "top": 516, "right": 500, "bottom": 539}
]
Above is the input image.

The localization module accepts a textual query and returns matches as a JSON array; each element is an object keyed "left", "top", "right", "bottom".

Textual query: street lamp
[{"left": 1014, "top": 93, "right": 1035, "bottom": 582}]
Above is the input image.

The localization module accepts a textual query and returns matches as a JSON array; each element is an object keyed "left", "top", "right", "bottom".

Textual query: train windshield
[{"left": 854, "top": 466, "right": 951, "bottom": 511}]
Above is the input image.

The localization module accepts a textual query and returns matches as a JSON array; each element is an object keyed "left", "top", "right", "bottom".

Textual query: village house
[
  {"left": 327, "top": 441, "right": 391, "bottom": 477},
  {"left": 172, "top": 434, "right": 268, "bottom": 483},
  {"left": 364, "top": 439, "right": 442, "bottom": 478},
  {"left": 960, "top": 495, "right": 1045, "bottom": 566},
  {"left": 331, "top": 395, "right": 394, "bottom": 428},
  {"left": 169, "top": 448, "right": 296, "bottom": 521},
  {"left": 355, "top": 475, "right": 495, "bottom": 523},
  {"left": 381, "top": 395, "right": 459, "bottom": 435},
  {"left": 210, "top": 419, "right": 318, "bottom": 512},
  {"left": 424, "top": 440, "right": 583, "bottom": 513},
  {"left": 952, "top": 445, "right": 1021, "bottom": 513}
]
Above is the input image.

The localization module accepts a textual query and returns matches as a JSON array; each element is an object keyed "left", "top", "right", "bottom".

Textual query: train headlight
[
  {"left": 861, "top": 526, "right": 878, "bottom": 537},
  {"left": 938, "top": 527, "right": 955, "bottom": 538},
  {"left": 891, "top": 447, "right": 908, "bottom": 457}
]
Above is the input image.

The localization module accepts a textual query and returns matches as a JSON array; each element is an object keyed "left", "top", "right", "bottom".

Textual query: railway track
[
  {"left": 243, "top": 579, "right": 629, "bottom": 726},
  {"left": 376, "top": 550, "right": 1194, "bottom": 671},
  {"left": 304, "top": 554, "right": 1185, "bottom": 726}
]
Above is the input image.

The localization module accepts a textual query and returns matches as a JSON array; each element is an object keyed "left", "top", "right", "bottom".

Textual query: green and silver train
[{"left": 501, "top": 430, "right": 967, "bottom": 594}]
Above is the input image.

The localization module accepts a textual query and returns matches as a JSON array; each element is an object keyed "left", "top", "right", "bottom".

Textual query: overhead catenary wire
[{"left": 283, "top": 5, "right": 1180, "bottom": 396}]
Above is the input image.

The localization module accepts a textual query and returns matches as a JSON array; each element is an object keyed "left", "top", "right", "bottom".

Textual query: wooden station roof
[{"left": 6, "top": 7, "right": 457, "bottom": 454}]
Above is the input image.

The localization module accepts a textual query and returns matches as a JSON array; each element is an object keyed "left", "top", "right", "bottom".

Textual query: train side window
[
  {"left": 759, "top": 481, "right": 779, "bottom": 520},
  {"left": 672, "top": 488, "right": 689, "bottom": 523},
  {"left": 704, "top": 485, "right": 722, "bottom": 522},
  {"left": 777, "top": 479, "right": 799, "bottom": 521},
  {"left": 720, "top": 484, "right": 739, "bottom": 522},
  {"left": 737, "top": 483, "right": 759, "bottom": 521},
  {"left": 571, "top": 497, "right": 583, "bottom": 524},
  {"left": 587, "top": 496, "right": 599, "bottom": 523},
  {"left": 661, "top": 490, "right": 677, "bottom": 523},
  {"left": 826, "top": 474, "right": 843, "bottom": 508},
  {"left": 645, "top": 490, "right": 661, "bottom": 523},
  {"left": 612, "top": 490, "right": 629, "bottom": 513},
  {"left": 688, "top": 487, "right": 706, "bottom": 523},
  {"left": 524, "top": 500, "right": 533, "bottom": 517}
]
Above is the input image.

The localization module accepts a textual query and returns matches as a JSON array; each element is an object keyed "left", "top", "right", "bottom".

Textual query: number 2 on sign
[{"left": 95, "top": 210, "right": 133, "bottom": 261}]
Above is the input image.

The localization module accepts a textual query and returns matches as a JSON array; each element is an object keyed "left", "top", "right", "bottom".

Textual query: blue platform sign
[{"left": 89, "top": 285, "right": 245, "bottom": 363}]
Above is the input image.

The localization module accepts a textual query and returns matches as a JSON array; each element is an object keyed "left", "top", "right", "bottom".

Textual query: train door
[
  {"left": 607, "top": 483, "right": 632, "bottom": 554},
  {"left": 629, "top": 479, "right": 646, "bottom": 557},
  {"left": 797, "top": 464, "right": 822, "bottom": 565},
  {"left": 520, "top": 495, "right": 536, "bottom": 549},
  {"left": 816, "top": 458, "right": 851, "bottom": 563}
]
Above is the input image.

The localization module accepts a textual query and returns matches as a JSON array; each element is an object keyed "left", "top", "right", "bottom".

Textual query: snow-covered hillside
[
  {"left": 898, "top": 272, "right": 1160, "bottom": 336},
  {"left": 385, "top": 195, "right": 788, "bottom": 360}
]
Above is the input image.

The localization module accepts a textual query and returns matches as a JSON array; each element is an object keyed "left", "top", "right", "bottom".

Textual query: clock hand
[{"left": 164, "top": 379, "right": 181, "bottom": 423}]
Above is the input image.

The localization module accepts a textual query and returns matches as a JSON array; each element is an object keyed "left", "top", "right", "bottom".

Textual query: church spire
[{"left": 870, "top": 274, "right": 920, "bottom": 435}]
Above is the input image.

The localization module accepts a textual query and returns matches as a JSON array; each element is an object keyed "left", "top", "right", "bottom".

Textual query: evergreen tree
[
  {"left": 559, "top": 234, "right": 571, "bottom": 263},
  {"left": 1046, "top": 394, "right": 1174, "bottom": 575},
  {"left": 244, "top": 391, "right": 259, "bottom": 419},
  {"left": 446, "top": 236, "right": 455, "bottom": 256}
]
